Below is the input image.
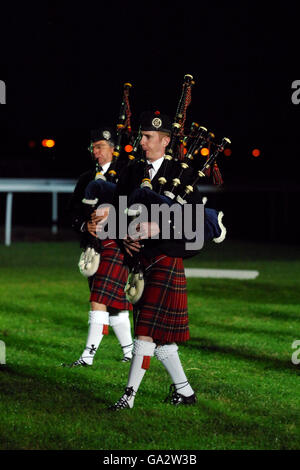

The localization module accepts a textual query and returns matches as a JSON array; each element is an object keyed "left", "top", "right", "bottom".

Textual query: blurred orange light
[
  {"left": 224, "top": 148, "right": 232, "bottom": 156},
  {"left": 200, "top": 147, "right": 210, "bottom": 156},
  {"left": 183, "top": 147, "right": 187, "bottom": 155},
  {"left": 42, "top": 139, "right": 55, "bottom": 148},
  {"left": 46, "top": 139, "right": 55, "bottom": 148},
  {"left": 124, "top": 144, "right": 133, "bottom": 153},
  {"left": 252, "top": 148, "right": 260, "bottom": 157}
]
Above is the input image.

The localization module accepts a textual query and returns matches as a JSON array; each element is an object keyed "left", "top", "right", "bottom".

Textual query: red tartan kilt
[
  {"left": 134, "top": 255, "right": 189, "bottom": 343},
  {"left": 90, "top": 239, "right": 131, "bottom": 311}
]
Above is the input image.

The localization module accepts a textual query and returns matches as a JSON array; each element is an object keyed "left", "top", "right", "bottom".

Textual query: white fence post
[
  {"left": 52, "top": 192, "right": 58, "bottom": 234},
  {"left": 5, "top": 192, "right": 13, "bottom": 246}
]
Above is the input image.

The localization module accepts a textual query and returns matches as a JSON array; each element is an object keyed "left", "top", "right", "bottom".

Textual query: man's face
[
  {"left": 91, "top": 139, "right": 114, "bottom": 167},
  {"left": 140, "top": 131, "right": 170, "bottom": 162}
]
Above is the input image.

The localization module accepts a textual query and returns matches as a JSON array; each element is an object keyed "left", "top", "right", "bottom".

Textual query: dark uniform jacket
[
  {"left": 68, "top": 168, "right": 96, "bottom": 234},
  {"left": 67, "top": 157, "right": 129, "bottom": 247},
  {"left": 113, "top": 158, "right": 201, "bottom": 259}
]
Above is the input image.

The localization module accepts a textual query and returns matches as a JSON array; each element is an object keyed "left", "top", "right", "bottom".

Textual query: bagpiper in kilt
[
  {"left": 109, "top": 111, "right": 197, "bottom": 409},
  {"left": 62, "top": 127, "right": 133, "bottom": 368}
]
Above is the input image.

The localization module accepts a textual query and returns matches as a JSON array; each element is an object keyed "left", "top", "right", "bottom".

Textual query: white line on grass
[{"left": 184, "top": 268, "right": 259, "bottom": 279}]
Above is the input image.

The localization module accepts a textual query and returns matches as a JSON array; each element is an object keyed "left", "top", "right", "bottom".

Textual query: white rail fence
[
  {"left": 0, "top": 179, "right": 76, "bottom": 246},
  {"left": 0, "top": 179, "right": 221, "bottom": 247}
]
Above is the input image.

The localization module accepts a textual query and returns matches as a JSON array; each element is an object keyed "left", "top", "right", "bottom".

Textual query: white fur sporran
[
  {"left": 124, "top": 269, "right": 145, "bottom": 304},
  {"left": 78, "top": 247, "right": 100, "bottom": 277}
]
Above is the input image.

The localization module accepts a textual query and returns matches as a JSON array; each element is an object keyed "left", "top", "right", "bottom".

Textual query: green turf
[{"left": 0, "top": 240, "right": 299, "bottom": 450}]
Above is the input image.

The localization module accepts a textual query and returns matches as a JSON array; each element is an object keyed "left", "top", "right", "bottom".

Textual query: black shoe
[
  {"left": 61, "top": 358, "right": 90, "bottom": 368},
  {"left": 108, "top": 386, "right": 135, "bottom": 411},
  {"left": 121, "top": 343, "right": 133, "bottom": 363},
  {"left": 164, "top": 384, "right": 197, "bottom": 406},
  {"left": 121, "top": 356, "right": 132, "bottom": 363}
]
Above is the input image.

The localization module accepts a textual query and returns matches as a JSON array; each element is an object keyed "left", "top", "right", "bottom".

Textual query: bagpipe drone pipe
[{"left": 78, "top": 82, "right": 134, "bottom": 277}]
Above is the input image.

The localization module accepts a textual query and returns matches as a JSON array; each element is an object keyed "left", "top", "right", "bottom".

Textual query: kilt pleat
[
  {"left": 134, "top": 255, "right": 189, "bottom": 343},
  {"left": 90, "top": 239, "right": 131, "bottom": 310}
]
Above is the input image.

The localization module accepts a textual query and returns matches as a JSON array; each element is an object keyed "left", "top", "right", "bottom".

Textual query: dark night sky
[{"left": 0, "top": 2, "right": 299, "bottom": 183}]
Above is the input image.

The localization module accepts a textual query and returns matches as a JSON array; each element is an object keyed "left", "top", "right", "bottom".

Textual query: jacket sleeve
[{"left": 66, "top": 171, "right": 94, "bottom": 233}]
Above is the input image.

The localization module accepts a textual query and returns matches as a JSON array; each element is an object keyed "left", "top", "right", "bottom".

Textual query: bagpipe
[
  {"left": 126, "top": 74, "right": 230, "bottom": 244},
  {"left": 94, "top": 82, "right": 133, "bottom": 183},
  {"left": 123, "top": 74, "right": 231, "bottom": 304},
  {"left": 126, "top": 126, "right": 143, "bottom": 163},
  {"left": 78, "top": 74, "right": 231, "bottom": 305}
]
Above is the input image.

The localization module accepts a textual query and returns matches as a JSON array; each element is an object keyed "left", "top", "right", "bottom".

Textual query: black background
[{"left": 0, "top": 2, "right": 299, "bottom": 242}]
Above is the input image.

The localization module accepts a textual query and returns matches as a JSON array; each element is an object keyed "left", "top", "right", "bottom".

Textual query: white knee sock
[
  {"left": 155, "top": 343, "right": 194, "bottom": 397},
  {"left": 80, "top": 310, "right": 109, "bottom": 365},
  {"left": 125, "top": 339, "right": 156, "bottom": 408},
  {"left": 109, "top": 311, "right": 133, "bottom": 359}
]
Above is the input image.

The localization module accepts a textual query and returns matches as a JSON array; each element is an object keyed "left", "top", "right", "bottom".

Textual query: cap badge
[
  {"left": 103, "top": 130, "right": 111, "bottom": 140},
  {"left": 152, "top": 117, "right": 162, "bottom": 129}
]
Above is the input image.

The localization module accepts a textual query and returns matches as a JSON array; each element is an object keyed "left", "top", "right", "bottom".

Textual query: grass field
[{"left": 0, "top": 239, "right": 300, "bottom": 450}]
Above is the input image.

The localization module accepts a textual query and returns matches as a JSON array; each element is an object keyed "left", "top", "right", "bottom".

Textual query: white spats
[{"left": 155, "top": 343, "right": 194, "bottom": 397}]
